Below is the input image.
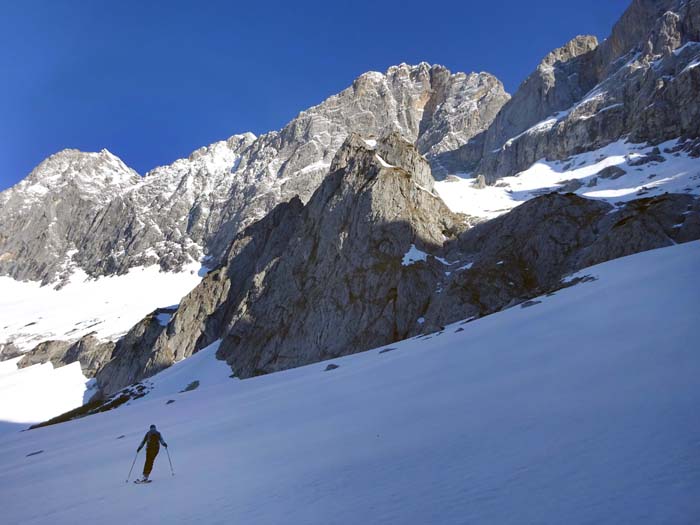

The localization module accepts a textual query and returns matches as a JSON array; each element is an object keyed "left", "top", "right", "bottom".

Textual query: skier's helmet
[{"left": 150, "top": 424, "right": 156, "bottom": 430}]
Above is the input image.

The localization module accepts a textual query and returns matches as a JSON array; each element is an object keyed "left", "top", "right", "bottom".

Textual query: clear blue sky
[{"left": 0, "top": 0, "right": 630, "bottom": 191}]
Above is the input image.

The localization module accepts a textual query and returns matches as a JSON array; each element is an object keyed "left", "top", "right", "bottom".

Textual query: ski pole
[
  {"left": 126, "top": 450, "right": 139, "bottom": 483},
  {"left": 165, "top": 446, "right": 175, "bottom": 476}
]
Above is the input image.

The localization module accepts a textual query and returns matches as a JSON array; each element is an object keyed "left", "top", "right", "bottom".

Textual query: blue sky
[{"left": 0, "top": 0, "right": 630, "bottom": 191}]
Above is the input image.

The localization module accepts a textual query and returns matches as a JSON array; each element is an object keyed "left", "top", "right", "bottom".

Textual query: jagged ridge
[{"left": 0, "top": 64, "right": 508, "bottom": 284}]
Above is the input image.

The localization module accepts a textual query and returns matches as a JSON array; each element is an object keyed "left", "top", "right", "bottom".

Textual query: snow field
[
  {"left": 0, "top": 242, "right": 698, "bottom": 524},
  {"left": 0, "top": 263, "right": 204, "bottom": 351},
  {"left": 436, "top": 138, "right": 700, "bottom": 219}
]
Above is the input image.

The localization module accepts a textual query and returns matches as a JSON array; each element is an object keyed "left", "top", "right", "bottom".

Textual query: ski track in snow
[
  {"left": 435, "top": 138, "right": 700, "bottom": 219},
  {"left": 0, "top": 242, "right": 698, "bottom": 524}
]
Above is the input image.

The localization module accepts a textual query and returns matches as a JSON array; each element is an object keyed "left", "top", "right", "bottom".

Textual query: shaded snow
[
  {"left": 0, "top": 358, "right": 92, "bottom": 429},
  {"left": 0, "top": 242, "right": 698, "bottom": 524},
  {"left": 155, "top": 313, "right": 174, "bottom": 327},
  {"left": 401, "top": 244, "right": 428, "bottom": 266}
]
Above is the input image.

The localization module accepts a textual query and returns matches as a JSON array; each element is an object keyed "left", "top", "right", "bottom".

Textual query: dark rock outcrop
[
  {"left": 96, "top": 307, "right": 177, "bottom": 395},
  {"left": 422, "top": 192, "right": 699, "bottom": 332},
  {"left": 597, "top": 166, "right": 627, "bottom": 179},
  {"left": 16, "top": 333, "right": 113, "bottom": 377},
  {"left": 217, "top": 133, "right": 466, "bottom": 378}
]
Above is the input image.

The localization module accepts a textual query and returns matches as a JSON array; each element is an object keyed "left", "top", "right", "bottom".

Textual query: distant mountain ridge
[{"left": 0, "top": 63, "right": 508, "bottom": 284}]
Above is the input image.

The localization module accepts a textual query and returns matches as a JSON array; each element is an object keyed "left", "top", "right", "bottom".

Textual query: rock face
[
  {"left": 0, "top": 149, "right": 140, "bottom": 284},
  {"left": 480, "top": 35, "right": 599, "bottom": 155},
  {"left": 0, "top": 64, "right": 508, "bottom": 285},
  {"left": 95, "top": 308, "right": 175, "bottom": 395},
  {"left": 69, "top": 134, "right": 256, "bottom": 281},
  {"left": 95, "top": 131, "right": 700, "bottom": 395},
  {"left": 218, "top": 133, "right": 466, "bottom": 378},
  {"left": 442, "top": 0, "right": 700, "bottom": 181},
  {"left": 95, "top": 133, "right": 470, "bottom": 393}
]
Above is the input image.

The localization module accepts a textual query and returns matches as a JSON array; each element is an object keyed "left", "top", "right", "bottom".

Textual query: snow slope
[
  {"left": 436, "top": 138, "right": 700, "bottom": 219},
  {"left": 0, "top": 263, "right": 204, "bottom": 352},
  {"left": 0, "top": 242, "right": 698, "bottom": 524},
  {"left": 0, "top": 339, "right": 228, "bottom": 436},
  {"left": 0, "top": 264, "right": 205, "bottom": 429}
]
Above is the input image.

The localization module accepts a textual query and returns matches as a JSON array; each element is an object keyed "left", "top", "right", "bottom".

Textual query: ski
[{"left": 134, "top": 479, "right": 152, "bottom": 484}]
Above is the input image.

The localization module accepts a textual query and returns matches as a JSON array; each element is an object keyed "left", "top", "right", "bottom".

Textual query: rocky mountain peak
[
  {"left": 387, "top": 61, "right": 432, "bottom": 74},
  {"left": 0, "top": 147, "right": 141, "bottom": 283},
  {"left": 339, "top": 63, "right": 510, "bottom": 162},
  {"left": 375, "top": 131, "right": 435, "bottom": 191},
  {"left": 470, "top": 35, "right": 599, "bottom": 157},
  {"left": 3, "top": 148, "right": 139, "bottom": 217},
  {"left": 595, "top": 0, "right": 682, "bottom": 75},
  {"left": 539, "top": 35, "right": 599, "bottom": 69},
  {"left": 24, "top": 147, "right": 138, "bottom": 186}
]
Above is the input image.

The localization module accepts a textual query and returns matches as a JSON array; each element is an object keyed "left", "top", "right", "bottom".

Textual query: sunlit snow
[
  {"left": 0, "top": 263, "right": 204, "bottom": 352},
  {"left": 436, "top": 138, "right": 700, "bottom": 219}
]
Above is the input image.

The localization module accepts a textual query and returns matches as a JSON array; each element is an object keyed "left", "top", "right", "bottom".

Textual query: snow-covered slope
[
  {"left": 1, "top": 242, "right": 697, "bottom": 524},
  {"left": 436, "top": 137, "right": 700, "bottom": 219},
  {"left": 0, "top": 263, "right": 204, "bottom": 352},
  {"left": 0, "top": 264, "right": 206, "bottom": 427}
]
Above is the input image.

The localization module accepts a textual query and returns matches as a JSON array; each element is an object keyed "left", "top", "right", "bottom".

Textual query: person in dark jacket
[{"left": 137, "top": 424, "right": 167, "bottom": 481}]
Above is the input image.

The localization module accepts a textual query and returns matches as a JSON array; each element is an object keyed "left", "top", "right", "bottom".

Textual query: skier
[{"left": 136, "top": 424, "right": 168, "bottom": 482}]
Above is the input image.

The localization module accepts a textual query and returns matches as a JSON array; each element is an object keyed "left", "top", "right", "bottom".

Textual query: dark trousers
[{"left": 143, "top": 445, "right": 159, "bottom": 476}]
